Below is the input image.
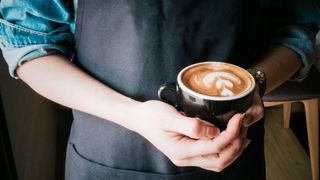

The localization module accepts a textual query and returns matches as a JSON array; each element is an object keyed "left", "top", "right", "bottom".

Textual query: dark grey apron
[{"left": 66, "top": 0, "right": 269, "bottom": 179}]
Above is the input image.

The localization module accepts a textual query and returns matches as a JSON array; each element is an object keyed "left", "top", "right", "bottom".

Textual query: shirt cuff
[
  {"left": 271, "top": 25, "right": 316, "bottom": 81},
  {"left": 0, "top": 18, "right": 74, "bottom": 79},
  {"left": 1, "top": 44, "right": 73, "bottom": 79}
]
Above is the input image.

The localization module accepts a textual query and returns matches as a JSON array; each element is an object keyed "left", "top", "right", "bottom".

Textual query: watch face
[{"left": 247, "top": 69, "right": 266, "bottom": 97}]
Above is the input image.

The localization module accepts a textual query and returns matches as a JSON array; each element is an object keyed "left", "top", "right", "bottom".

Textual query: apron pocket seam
[{"left": 68, "top": 143, "right": 201, "bottom": 179}]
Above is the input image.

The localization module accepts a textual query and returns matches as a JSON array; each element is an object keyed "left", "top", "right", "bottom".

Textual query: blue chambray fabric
[
  {"left": 271, "top": 25, "right": 317, "bottom": 81},
  {"left": 0, "top": 0, "right": 319, "bottom": 79},
  {"left": 0, "top": 0, "right": 76, "bottom": 78},
  {"left": 261, "top": 0, "right": 320, "bottom": 81}
]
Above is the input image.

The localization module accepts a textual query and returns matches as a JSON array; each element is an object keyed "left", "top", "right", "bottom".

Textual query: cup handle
[{"left": 158, "top": 83, "right": 180, "bottom": 108}]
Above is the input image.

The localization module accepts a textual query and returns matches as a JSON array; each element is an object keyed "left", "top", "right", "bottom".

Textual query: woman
[{"left": 0, "top": 0, "right": 318, "bottom": 179}]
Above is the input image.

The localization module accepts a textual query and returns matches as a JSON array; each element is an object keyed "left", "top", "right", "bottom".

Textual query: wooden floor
[{"left": 264, "top": 107, "right": 312, "bottom": 180}]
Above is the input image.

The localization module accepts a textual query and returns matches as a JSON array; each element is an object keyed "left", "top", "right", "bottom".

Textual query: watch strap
[{"left": 247, "top": 68, "right": 266, "bottom": 97}]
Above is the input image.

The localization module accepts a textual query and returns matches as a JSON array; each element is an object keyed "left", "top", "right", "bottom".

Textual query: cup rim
[{"left": 177, "top": 61, "right": 256, "bottom": 101}]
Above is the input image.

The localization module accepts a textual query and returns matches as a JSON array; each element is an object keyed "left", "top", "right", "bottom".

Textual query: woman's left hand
[
  {"left": 198, "top": 88, "right": 264, "bottom": 172},
  {"left": 240, "top": 88, "right": 265, "bottom": 138}
]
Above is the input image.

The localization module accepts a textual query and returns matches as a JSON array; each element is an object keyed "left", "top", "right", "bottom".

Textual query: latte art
[
  {"left": 202, "top": 72, "right": 241, "bottom": 96},
  {"left": 181, "top": 63, "right": 253, "bottom": 97}
]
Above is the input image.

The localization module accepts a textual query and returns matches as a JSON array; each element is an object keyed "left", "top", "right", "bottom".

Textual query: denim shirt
[
  {"left": 0, "top": 0, "right": 319, "bottom": 80},
  {"left": 0, "top": 0, "right": 77, "bottom": 78}
]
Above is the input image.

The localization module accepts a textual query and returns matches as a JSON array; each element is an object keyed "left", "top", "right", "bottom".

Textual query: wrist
[
  {"left": 126, "top": 100, "right": 161, "bottom": 133},
  {"left": 247, "top": 68, "right": 266, "bottom": 97},
  {"left": 116, "top": 97, "right": 142, "bottom": 130},
  {"left": 98, "top": 96, "right": 142, "bottom": 131},
  {"left": 125, "top": 100, "right": 178, "bottom": 135}
]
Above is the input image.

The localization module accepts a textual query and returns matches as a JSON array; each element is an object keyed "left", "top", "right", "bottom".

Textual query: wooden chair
[{"left": 263, "top": 66, "right": 320, "bottom": 180}]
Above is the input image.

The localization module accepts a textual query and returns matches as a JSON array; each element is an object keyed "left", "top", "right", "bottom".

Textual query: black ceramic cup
[{"left": 158, "top": 62, "right": 255, "bottom": 130}]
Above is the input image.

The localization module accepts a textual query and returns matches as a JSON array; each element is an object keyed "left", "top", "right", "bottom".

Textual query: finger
[
  {"left": 207, "top": 113, "right": 244, "bottom": 152},
  {"left": 216, "top": 138, "right": 251, "bottom": 168},
  {"left": 243, "top": 107, "right": 263, "bottom": 127},
  {"left": 179, "top": 111, "right": 186, "bottom": 116},
  {"left": 202, "top": 138, "right": 251, "bottom": 172},
  {"left": 201, "top": 153, "right": 220, "bottom": 159},
  {"left": 176, "top": 114, "right": 244, "bottom": 158},
  {"left": 178, "top": 138, "right": 249, "bottom": 172},
  {"left": 169, "top": 115, "right": 220, "bottom": 139},
  {"left": 174, "top": 154, "right": 222, "bottom": 171},
  {"left": 243, "top": 95, "right": 264, "bottom": 127},
  {"left": 240, "top": 126, "right": 248, "bottom": 138}
]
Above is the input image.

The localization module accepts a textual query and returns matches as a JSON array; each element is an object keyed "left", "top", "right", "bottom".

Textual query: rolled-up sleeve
[
  {"left": 263, "top": 0, "right": 320, "bottom": 81},
  {"left": 272, "top": 25, "right": 316, "bottom": 81},
  {"left": 0, "top": 0, "right": 75, "bottom": 78}
]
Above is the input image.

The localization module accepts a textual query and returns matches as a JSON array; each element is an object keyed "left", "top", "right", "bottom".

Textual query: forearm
[
  {"left": 16, "top": 55, "right": 140, "bottom": 129},
  {"left": 253, "top": 45, "right": 302, "bottom": 94}
]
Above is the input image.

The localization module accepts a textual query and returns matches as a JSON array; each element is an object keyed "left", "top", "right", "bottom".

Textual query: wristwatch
[{"left": 247, "top": 68, "right": 266, "bottom": 97}]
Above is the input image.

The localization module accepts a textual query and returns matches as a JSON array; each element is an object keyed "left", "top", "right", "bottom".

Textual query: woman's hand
[
  {"left": 128, "top": 100, "right": 250, "bottom": 172},
  {"left": 199, "top": 88, "right": 264, "bottom": 171},
  {"left": 239, "top": 88, "right": 265, "bottom": 139},
  {"left": 244, "top": 88, "right": 265, "bottom": 127}
]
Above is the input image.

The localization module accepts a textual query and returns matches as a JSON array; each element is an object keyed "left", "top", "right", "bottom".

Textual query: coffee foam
[
  {"left": 203, "top": 71, "right": 241, "bottom": 96},
  {"left": 181, "top": 62, "right": 253, "bottom": 97}
]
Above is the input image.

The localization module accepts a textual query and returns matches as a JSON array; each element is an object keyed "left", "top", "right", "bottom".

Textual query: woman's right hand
[{"left": 128, "top": 100, "right": 250, "bottom": 172}]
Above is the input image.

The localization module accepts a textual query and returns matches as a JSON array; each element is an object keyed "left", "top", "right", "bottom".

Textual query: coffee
[
  {"left": 158, "top": 61, "right": 255, "bottom": 129},
  {"left": 181, "top": 62, "right": 253, "bottom": 97}
]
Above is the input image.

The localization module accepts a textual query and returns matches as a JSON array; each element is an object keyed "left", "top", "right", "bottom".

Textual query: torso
[{"left": 66, "top": 1, "right": 268, "bottom": 179}]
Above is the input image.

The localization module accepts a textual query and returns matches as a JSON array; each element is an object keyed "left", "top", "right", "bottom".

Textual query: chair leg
[
  {"left": 283, "top": 102, "right": 292, "bottom": 129},
  {"left": 303, "top": 98, "right": 319, "bottom": 180}
]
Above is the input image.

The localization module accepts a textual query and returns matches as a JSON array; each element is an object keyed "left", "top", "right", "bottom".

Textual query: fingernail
[
  {"left": 240, "top": 113, "right": 248, "bottom": 121},
  {"left": 206, "top": 126, "right": 220, "bottom": 138},
  {"left": 243, "top": 116, "right": 253, "bottom": 127}
]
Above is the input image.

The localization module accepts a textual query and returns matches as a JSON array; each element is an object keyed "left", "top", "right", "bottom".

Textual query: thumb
[{"left": 171, "top": 115, "right": 220, "bottom": 139}]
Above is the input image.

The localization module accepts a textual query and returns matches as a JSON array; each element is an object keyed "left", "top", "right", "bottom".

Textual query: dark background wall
[{"left": 0, "top": 51, "right": 72, "bottom": 180}]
